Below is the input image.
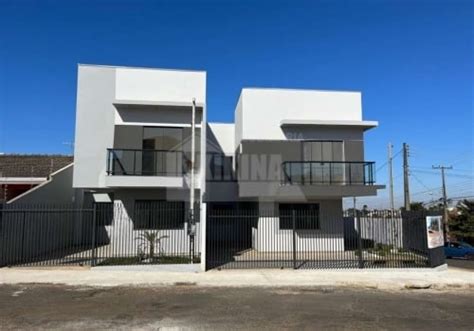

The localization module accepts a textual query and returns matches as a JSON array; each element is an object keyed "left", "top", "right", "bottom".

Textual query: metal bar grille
[
  {"left": 206, "top": 206, "right": 437, "bottom": 270},
  {"left": 0, "top": 203, "right": 200, "bottom": 267}
]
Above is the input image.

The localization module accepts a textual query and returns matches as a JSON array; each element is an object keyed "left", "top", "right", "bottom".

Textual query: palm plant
[{"left": 136, "top": 231, "right": 169, "bottom": 262}]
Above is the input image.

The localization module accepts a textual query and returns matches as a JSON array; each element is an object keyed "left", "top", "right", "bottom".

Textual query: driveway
[{"left": 0, "top": 285, "right": 473, "bottom": 330}]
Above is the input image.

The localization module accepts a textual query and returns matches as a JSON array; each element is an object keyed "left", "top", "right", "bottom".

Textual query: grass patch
[{"left": 97, "top": 255, "right": 200, "bottom": 266}]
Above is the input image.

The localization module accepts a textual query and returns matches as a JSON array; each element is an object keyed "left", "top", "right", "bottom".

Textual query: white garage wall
[{"left": 253, "top": 199, "right": 344, "bottom": 252}]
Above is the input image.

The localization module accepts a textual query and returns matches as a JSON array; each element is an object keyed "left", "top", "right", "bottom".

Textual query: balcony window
[{"left": 143, "top": 127, "right": 183, "bottom": 175}]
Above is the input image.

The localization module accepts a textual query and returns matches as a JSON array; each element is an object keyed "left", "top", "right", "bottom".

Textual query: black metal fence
[
  {"left": 1, "top": 203, "right": 442, "bottom": 270},
  {"left": 206, "top": 207, "right": 439, "bottom": 270},
  {"left": 0, "top": 203, "right": 200, "bottom": 267}
]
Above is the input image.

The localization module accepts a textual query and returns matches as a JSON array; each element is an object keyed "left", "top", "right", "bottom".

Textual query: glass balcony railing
[
  {"left": 107, "top": 149, "right": 190, "bottom": 176},
  {"left": 281, "top": 161, "right": 376, "bottom": 186}
]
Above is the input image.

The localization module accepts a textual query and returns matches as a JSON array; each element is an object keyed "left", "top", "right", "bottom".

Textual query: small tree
[
  {"left": 409, "top": 202, "right": 425, "bottom": 211},
  {"left": 136, "top": 231, "right": 169, "bottom": 261},
  {"left": 449, "top": 200, "right": 474, "bottom": 243}
]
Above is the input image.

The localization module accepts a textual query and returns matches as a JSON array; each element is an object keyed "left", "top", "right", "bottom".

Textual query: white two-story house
[
  {"left": 73, "top": 64, "right": 207, "bottom": 258},
  {"left": 73, "top": 64, "right": 383, "bottom": 269}
]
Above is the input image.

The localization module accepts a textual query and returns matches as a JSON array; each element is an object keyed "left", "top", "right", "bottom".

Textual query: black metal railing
[
  {"left": 206, "top": 207, "right": 439, "bottom": 270},
  {"left": 281, "top": 161, "right": 376, "bottom": 185},
  {"left": 107, "top": 148, "right": 185, "bottom": 176},
  {"left": 0, "top": 203, "right": 200, "bottom": 267},
  {"left": 0, "top": 203, "right": 443, "bottom": 270}
]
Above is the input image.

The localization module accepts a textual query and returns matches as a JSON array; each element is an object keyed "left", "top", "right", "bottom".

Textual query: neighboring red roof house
[{"left": 0, "top": 154, "right": 73, "bottom": 203}]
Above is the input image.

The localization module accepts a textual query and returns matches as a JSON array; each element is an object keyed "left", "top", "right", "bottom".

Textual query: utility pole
[
  {"left": 403, "top": 143, "right": 411, "bottom": 210},
  {"left": 432, "top": 165, "right": 452, "bottom": 241},
  {"left": 388, "top": 143, "right": 395, "bottom": 213}
]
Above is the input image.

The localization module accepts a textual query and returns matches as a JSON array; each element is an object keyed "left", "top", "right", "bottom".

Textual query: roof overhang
[
  {"left": 113, "top": 99, "right": 205, "bottom": 108},
  {"left": 0, "top": 177, "right": 47, "bottom": 185},
  {"left": 280, "top": 120, "right": 378, "bottom": 131}
]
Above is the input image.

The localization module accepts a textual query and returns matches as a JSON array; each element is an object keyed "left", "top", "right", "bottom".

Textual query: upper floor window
[
  {"left": 143, "top": 127, "right": 183, "bottom": 151},
  {"left": 302, "top": 141, "right": 343, "bottom": 162}
]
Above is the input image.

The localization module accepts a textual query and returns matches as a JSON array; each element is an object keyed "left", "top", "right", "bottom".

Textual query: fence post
[
  {"left": 292, "top": 209, "right": 297, "bottom": 270},
  {"left": 91, "top": 203, "right": 97, "bottom": 267},
  {"left": 356, "top": 210, "right": 364, "bottom": 269}
]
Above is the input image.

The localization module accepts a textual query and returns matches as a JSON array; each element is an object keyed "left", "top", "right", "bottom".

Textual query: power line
[
  {"left": 376, "top": 148, "right": 402, "bottom": 173},
  {"left": 411, "top": 169, "right": 473, "bottom": 179},
  {"left": 410, "top": 172, "right": 431, "bottom": 191}
]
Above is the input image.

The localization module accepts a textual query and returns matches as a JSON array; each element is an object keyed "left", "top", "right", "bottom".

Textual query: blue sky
[{"left": 0, "top": 0, "right": 472, "bottom": 207}]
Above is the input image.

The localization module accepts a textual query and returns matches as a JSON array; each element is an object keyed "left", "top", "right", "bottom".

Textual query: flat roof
[
  {"left": 241, "top": 87, "right": 362, "bottom": 94},
  {"left": 78, "top": 63, "right": 206, "bottom": 73}
]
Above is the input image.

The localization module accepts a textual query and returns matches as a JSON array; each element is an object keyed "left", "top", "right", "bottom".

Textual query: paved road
[{"left": 0, "top": 285, "right": 473, "bottom": 330}]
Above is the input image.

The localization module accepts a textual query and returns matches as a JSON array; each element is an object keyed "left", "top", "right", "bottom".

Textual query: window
[
  {"left": 302, "top": 141, "right": 343, "bottom": 161},
  {"left": 142, "top": 127, "right": 183, "bottom": 175},
  {"left": 143, "top": 127, "right": 183, "bottom": 150},
  {"left": 279, "top": 203, "right": 320, "bottom": 230},
  {"left": 302, "top": 141, "right": 344, "bottom": 184},
  {"left": 134, "top": 200, "right": 185, "bottom": 230}
]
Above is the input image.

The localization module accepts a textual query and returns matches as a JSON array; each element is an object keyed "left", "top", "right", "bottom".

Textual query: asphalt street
[{"left": 0, "top": 285, "right": 473, "bottom": 330}]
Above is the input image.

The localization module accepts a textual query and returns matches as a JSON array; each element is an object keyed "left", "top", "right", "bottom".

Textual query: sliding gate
[{"left": 206, "top": 206, "right": 432, "bottom": 270}]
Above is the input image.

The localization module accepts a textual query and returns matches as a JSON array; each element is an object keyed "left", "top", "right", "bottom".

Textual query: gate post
[
  {"left": 292, "top": 209, "right": 297, "bottom": 269},
  {"left": 356, "top": 210, "right": 364, "bottom": 269}
]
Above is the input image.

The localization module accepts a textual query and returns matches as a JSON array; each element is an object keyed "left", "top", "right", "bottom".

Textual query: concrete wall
[
  {"left": 205, "top": 123, "right": 239, "bottom": 202},
  {"left": 235, "top": 89, "right": 363, "bottom": 144},
  {"left": 74, "top": 66, "right": 116, "bottom": 188},
  {"left": 115, "top": 67, "right": 206, "bottom": 105},
  {"left": 208, "top": 123, "right": 235, "bottom": 154},
  {"left": 253, "top": 199, "right": 344, "bottom": 252},
  {"left": 8, "top": 164, "right": 79, "bottom": 205},
  {"left": 234, "top": 95, "right": 243, "bottom": 149}
]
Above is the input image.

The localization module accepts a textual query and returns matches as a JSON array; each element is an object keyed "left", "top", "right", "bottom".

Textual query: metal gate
[
  {"left": 206, "top": 206, "right": 433, "bottom": 270},
  {"left": 0, "top": 203, "right": 200, "bottom": 267}
]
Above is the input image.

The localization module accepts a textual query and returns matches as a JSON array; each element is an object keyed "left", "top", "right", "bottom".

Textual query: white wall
[
  {"left": 115, "top": 68, "right": 206, "bottom": 105},
  {"left": 96, "top": 191, "right": 201, "bottom": 258},
  {"left": 8, "top": 164, "right": 78, "bottom": 205},
  {"left": 253, "top": 200, "right": 344, "bottom": 252},
  {"left": 73, "top": 66, "right": 117, "bottom": 188},
  {"left": 208, "top": 123, "right": 235, "bottom": 154},
  {"left": 234, "top": 94, "right": 243, "bottom": 150},
  {"left": 236, "top": 88, "right": 363, "bottom": 144}
]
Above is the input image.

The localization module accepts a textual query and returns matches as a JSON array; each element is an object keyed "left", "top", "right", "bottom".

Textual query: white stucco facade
[
  {"left": 70, "top": 64, "right": 383, "bottom": 270},
  {"left": 73, "top": 65, "right": 207, "bottom": 190},
  {"left": 234, "top": 88, "right": 374, "bottom": 145}
]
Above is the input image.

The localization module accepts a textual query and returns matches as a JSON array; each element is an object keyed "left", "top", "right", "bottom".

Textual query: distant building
[{"left": 0, "top": 154, "right": 73, "bottom": 203}]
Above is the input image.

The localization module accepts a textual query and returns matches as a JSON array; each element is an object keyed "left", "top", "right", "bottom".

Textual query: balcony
[
  {"left": 107, "top": 148, "right": 185, "bottom": 176},
  {"left": 105, "top": 148, "right": 195, "bottom": 188},
  {"left": 281, "top": 161, "right": 375, "bottom": 186}
]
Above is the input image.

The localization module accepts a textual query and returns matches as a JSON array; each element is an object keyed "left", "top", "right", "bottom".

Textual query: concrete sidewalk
[{"left": 0, "top": 265, "right": 473, "bottom": 291}]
